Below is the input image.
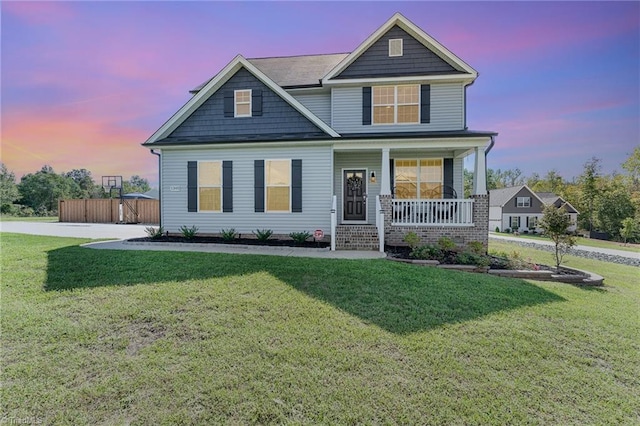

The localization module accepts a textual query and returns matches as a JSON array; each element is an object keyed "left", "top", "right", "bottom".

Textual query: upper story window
[
  {"left": 234, "top": 89, "right": 251, "bottom": 117},
  {"left": 394, "top": 158, "right": 443, "bottom": 199},
  {"left": 266, "top": 159, "right": 291, "bottom": 212},
  {"left": 373, "top": 85, "right": 419, "bottom": 125},
  {"left": 389, "top": 38, "right": 403, "bottom": 57},
  {"left": 198, "top": 161, "right": 222, "bottom": 211},
  {"left": 516, "top": 196, "right": 531, "bottom": 208}
]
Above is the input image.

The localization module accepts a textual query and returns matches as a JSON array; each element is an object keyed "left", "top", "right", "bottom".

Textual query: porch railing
[{"left": 391, "top": 199, "right": 474, "bottom": 226}]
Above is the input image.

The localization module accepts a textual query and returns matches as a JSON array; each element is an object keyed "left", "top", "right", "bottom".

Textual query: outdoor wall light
[{"left": 370, "top": 171, "right": 376, "bottom": 183}]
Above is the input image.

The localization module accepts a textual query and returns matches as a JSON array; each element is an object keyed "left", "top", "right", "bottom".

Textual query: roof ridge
[{"left": 248, "top": 52, "right": 350, "bottom": 60}]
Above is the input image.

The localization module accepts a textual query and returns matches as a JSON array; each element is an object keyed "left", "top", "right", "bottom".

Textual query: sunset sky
[{"left": 2, "top": 1, "right": 638, "bottom": 187}]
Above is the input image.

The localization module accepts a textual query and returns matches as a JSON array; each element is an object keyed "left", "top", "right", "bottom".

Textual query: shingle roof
[
  {"left": 535, "top": 192, "right": 559, "bottom": 204},
  {"left": 190, "top": 53, "right": 349, "bottom": 93},
  {"left": 489, "top": 186, "right": 524, "bottom": 207}
]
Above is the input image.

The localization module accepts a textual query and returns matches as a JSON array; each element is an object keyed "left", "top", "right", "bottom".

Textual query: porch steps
[{"left": 335, "top": 225, "right": 379, "bottom": 251}]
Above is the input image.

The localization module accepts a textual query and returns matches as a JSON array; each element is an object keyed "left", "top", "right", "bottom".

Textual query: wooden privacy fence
[{"left": 59, "top": 199, "right": 159, "bottom": 224}]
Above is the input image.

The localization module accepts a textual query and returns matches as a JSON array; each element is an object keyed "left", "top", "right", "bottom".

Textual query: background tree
[
  {"left": 0, "top": 163, "right": 20, "bottom": 213},
  {"left": 66, "top": 169, "right": 99, "bottom": 198},
  {"left": 123, "top": 175, "right": 151, "bottom": 194},
  {"left": 594, "top": 176, "right": 635, "bottom": 239},
  {"left": 539, "top": 204, "right": 576, "bottom": 268},
  {"left": 620, "top": 217, "right": 639, "bottom": 244},
  {"left": 18, "top": 166, "right": 80, "bottom": 215},
  {"left": 578, "top": 157, "right": 601, "bottom": 232}
]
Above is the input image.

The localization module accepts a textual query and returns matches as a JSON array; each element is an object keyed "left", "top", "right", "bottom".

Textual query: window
[
  {"left": 510, "top": 216, "right": 521, "bottom": 229},
  {"left": 517, "top": 196, "right": 531, "bottom": 208},
  {"left": 198, "top": 161, "right": 221, "bottom": 211},
  {"left": 528, "top": 216, "right": 538, "bottom": 229},
  {"left": 389, "top": 38, "right": 403, "bottom": 57},
  {"left": 234, "top": 89, "right": 251, "bottom": 117},
  {"left": 394, "top": 158, "right": 443, "bottom": 199},
  {"left": 266, "top": 160, "right": 290, "bottom": 212},
  {"left": 373, "top": 85, "right": 419, "bottom": 124}
]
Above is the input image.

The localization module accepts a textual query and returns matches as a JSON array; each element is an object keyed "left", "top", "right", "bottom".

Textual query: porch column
[
  {"left": 473, "top": 147, "right": 487, "bottom": 195},
  {"left": 380, "top": 148, "right": 391, "bottom": 195}
]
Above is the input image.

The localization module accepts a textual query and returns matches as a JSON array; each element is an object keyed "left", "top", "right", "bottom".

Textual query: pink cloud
[{"left": 2, "top": 1, "right": 75, "bottom": 25}]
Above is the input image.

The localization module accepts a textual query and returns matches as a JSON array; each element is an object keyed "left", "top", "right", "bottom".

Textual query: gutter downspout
[{"left": 150, "top": 149, "right": 161, "bottom": 229}]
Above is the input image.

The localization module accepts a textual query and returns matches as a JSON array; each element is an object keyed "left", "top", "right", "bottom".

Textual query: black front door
[{"left": 343, "top": 170, "right": 366, "bottom": 221}]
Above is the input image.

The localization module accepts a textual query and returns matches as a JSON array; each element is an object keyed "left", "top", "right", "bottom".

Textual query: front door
[{"left": 343, "top": 170, "right": 366, "bottom": 221}]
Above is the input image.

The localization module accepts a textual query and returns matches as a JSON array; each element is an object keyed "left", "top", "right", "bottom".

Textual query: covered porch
[{"left": 329, "top": 135, "right": 493, "bottom": 251}]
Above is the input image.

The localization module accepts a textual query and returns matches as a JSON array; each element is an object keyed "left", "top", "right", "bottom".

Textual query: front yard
[{"left": 1, "top": 233, "right": 638, "bottom": 424}]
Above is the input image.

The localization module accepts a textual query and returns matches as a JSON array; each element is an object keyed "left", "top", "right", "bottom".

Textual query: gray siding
[
  {"left": 160, "top": 145, "right": 332, "bottom": 235},
  {"left": 332, "top": 83, "right": 464, "bottom": 132},
  {"left": 334, "top": 26, "right": 459, "bottom": 79},
  {"left": 290, "top": 92, "right": 331, "bottom": 125},
  {"left": 502, "top": 187, "right": 544, "bottom": 214},
  {"left": 170, "top": 68, "right": 325, "bottom": 139},
  {"left": 334, "top": 152, "right": 381, "bottom": 224}
]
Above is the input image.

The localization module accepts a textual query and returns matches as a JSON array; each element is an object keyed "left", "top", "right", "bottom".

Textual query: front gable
[
  {"left": 334, "top": 25, "right": 461, "bottom": 79},
  {"left": 168, "top": 68, "right": 327, "bottom": 142},
  {"left": 502, "top": 186, "right": 545, "bottom": 214}
]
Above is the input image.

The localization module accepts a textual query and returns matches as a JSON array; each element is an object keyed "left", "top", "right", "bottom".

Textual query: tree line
[
  {"left": 467, "top": 148, "right": 638, "bottom": 242},
  {"left": 0, "top": 164, "right": 151, "bottom": 216}
]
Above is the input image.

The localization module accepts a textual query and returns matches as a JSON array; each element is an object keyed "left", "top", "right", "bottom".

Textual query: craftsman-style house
[{"left": 143, "top": 13, "right": 497, "bottom": 250}]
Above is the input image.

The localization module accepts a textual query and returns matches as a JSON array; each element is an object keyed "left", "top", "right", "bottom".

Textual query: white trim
[
  {"left": 145, "top": 55, "right": 339, "bottom": 145},
  {"left": 234, "top": 89, "right": 252, "bottom": 118},
  {"left": 322, "top": 13, "right": 478, "bottom": 83},
  {"left": 341, "top": 168, "right": 368, "bottom": 223},
  {"left": 265, "top": 158, "right": 292, "bottom": 213},
  {"left": 322, "top": 74, "right": 476, "bottom": 87},
  {"left": 389, "top": 38, "right": 403, "bottom": 57}
]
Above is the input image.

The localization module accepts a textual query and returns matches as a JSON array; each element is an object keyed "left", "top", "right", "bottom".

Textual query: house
[
  {"left": 143, "top": 13, "right": 497, "bottom": 251},
  {"left": 489, "top": 186, "right": 579, "bottom": 233}
]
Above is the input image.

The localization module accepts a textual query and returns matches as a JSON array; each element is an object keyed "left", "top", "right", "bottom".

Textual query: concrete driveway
[{"left": 0, "top": 221, "right": 149, "bottom": 240}]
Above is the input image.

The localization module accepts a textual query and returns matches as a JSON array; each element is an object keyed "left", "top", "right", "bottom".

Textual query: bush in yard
[
  {"left": 220, "top": 228, "right": 237, "bottom": 242},
  {"left": 179, "top": 225, "right": 199, "bottom": 239},
  {"left": 403, "top": 231, "right": 420, "bottom": 251},
  {"left": 539, "top": 204, "right": 576, "bottom": 268},
  {"left": 467, "top": 241, "right": 485, "bottom": 255},
  {"left": 289, "top": 231, "right": 312, "bottom": 244},
  {"left": 437, "top": 236, "right": 457, "bottom": 252},
  {"left": 456, "top": 251, "right": 491, "bottom": 268},
  {"left": 495, "top": 226, "right": 500, "bottom": 233},
  {"left": 410, "top": 244, "right": 443, "bottom": 261},
  {"left": 145, "top": 226, "right": 164, "bottom": 239},
  {"left": 253, "top": 229, "right": 273, "bottom": 242}
]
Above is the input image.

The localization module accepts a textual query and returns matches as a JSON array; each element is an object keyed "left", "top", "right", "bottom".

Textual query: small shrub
[
  {"left": 220, "top": 228, "right": 237, "bottom": 242},
  {"left": 145, "top": 226, "right": 164, "bottom": 239},
  {"left": 403, "top": 232, "right": 420, "bottom": 250},
  {"left": 495, "top": 226, "right": 500, "bottom": 233},
  {"left": 456, "top": 251, "right": 491, "bottom": 268},
  {"left": 289, "top": 231, "right": 312, "bottom": 244},
  {"left": 253, "top": 229, "right": 273, "bottom": 242},
  {"left": 504, "top": 228, "right": 511, "bottom": 234},
  {"left": 467, "top": 241, "right": 485, "bottom": 255},
  {"left": 179, "top": 225, "right": 199, "bottom": 239},
  {"left": 437, "top": 236, "right": 457, "bottom": 251},
  {"left": 410, "top": 244, "right": 443, "bottom": 261}
]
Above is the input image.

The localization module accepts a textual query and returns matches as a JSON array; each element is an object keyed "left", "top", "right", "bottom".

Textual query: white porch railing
[
  {"left": 330, "top": 195, "right": 337, "bottom": 251},
  {"left": 375, "top": 196, "right": 384, "bottom": 252},
  {"left": 391, "top": 199, "right": 474, "bottom": 226}
]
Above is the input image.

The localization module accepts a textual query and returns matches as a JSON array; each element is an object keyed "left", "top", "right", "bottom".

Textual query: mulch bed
[{"left": 129, "top": 236, "right": 330, "bottom": 249}]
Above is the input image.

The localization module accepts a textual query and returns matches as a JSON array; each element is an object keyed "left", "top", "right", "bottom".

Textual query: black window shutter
[
  {"left": 526, "top": 216, "right": 529, "bottom": 227},
  {"left": 222, "top": 161, "right": 233, "bottom": 212},
  {"left": 187, "top": 161, "right": 198, "bottom": 212},
  {"left": 291, "top": 159, "right": 302, "bottom": 213},
  {"left": 254, "top": 160, "right": 264, "bottom": 212},
  {"left": 443, "top": 158, "right": 454, "bottom": 198},
  {"left": 420, "top": 84, "right": 431, "bottom": 124},
  {"left": 362, "top": 87, "right": 372, "bottom": 125},
  {"left": 390, "top": 158, "right": 395, "bottom": 196},
  {"left": 252, "top": 89, "right": 262, "bottom": 116},
  {"left": 224, "top": 90, "right": 234, "bottom": 117}
]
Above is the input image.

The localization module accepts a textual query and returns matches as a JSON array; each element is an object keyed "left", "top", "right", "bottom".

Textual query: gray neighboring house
[
  {"left": 143, "top": 13, "right": 497, "bottom": 251},
  {"left": 489, "top": 186, "right": 579, "bottom": 233}
]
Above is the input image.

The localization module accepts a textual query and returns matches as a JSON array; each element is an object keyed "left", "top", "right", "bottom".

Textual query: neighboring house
[
  {"left": 143, "top": 13, "right": 497, "bottom": 251},
  {"left": 489, "top": 186, "right": 579, "bottom": 233}
]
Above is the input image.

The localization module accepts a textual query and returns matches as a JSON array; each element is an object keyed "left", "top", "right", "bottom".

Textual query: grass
[
  {"left": 0, "top": 215, "right": 58, "bottom": 222},
  {"left": 493, "top": 231, "right": 640, "bottom": 253},
  {"left": 2, "top": 233, "right": 639, "bottom": 424}
]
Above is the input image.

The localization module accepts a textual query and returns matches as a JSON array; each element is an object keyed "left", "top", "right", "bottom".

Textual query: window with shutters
[
  {"left": 373, "top": 85, "right": 419, "bottom": 124},
  {"left": 234, "top": 89, "right": 251, "bottom": 117},
  {"left": 394, "top": 158, "right": 443, "bottom": 199},
  {"left": 528, "top": 216, "right": 538, "bottom": 229},
  {"left": 198, "top": 161, "right": 222, "bottom": 211},
  {"left": 266, "top": 160, "right": 291, "bottom": 212},
  {"left": 510, "top": 216, "right": 521, "bottom": 229}
]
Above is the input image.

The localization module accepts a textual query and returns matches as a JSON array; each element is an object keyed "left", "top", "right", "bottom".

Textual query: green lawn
[
  {"left": 493, "top": 231, "right": 640, "bottom": 253},
  {"left": 2, "top": 233, "right": 638, "bottom": 424},
  {"left": 0, "top": 215, "right": 58, "bottom": 222}
]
